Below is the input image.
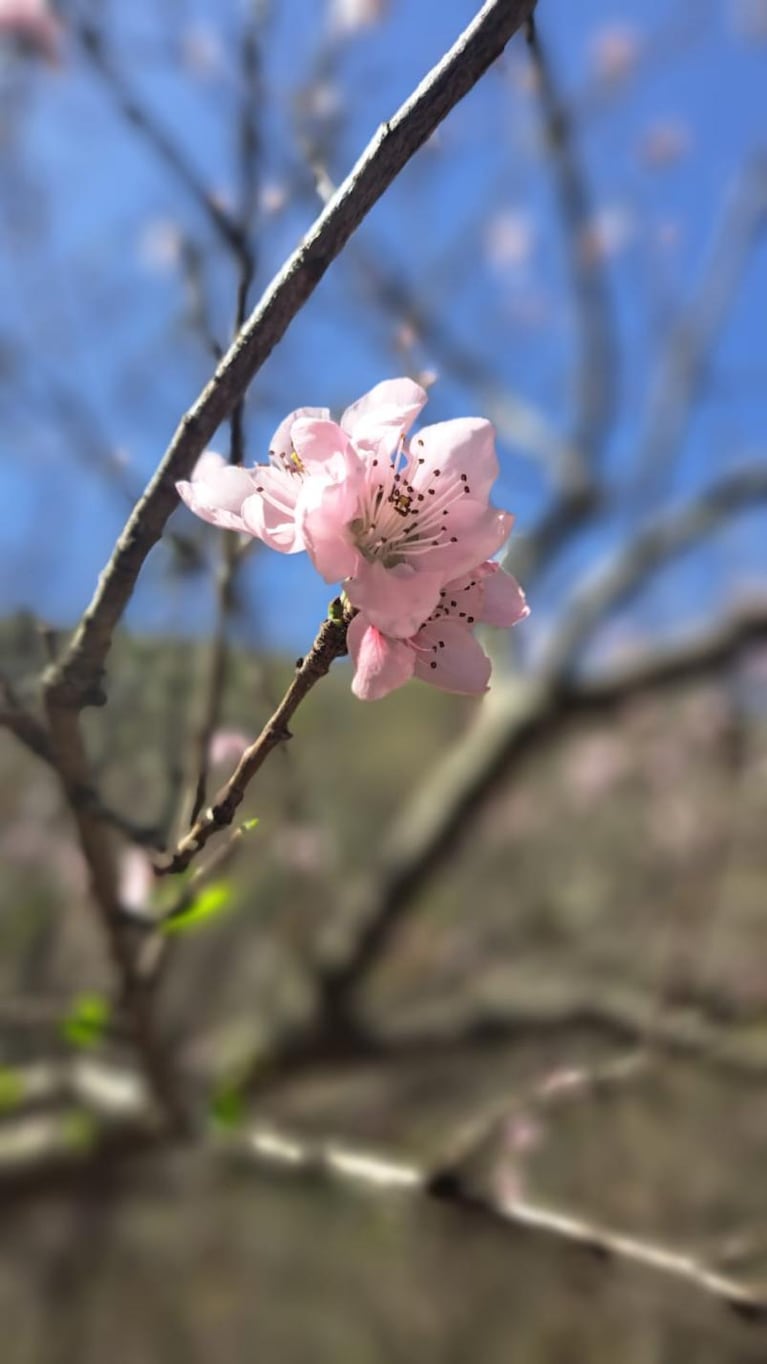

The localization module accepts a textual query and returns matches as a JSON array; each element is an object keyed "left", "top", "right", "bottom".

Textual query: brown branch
[
  {"left": 156, "top": 604, "right": 352, "bottom": 876},
  {"left": 44, "top": 0, "right": 536, "bottom": 714},
  {"left": 42, "top": 695, "right": 189, "bottom": 1131},
  {"left": 503, "top": 16, "right": 617, "bottom": 586},
  {"left": 525, "top": 15, "right": 616, "bottom": 495},
  {"left": 0, "top": 677, "right": 161, "bottom": 846},
  {"left": 542, "top": 462, "right": 767, "bottom": 676},
  {"left": 219, "top": 1120, "right": 767, "bottom": 1320},
  {"left": 317, "top": 598, "right": 767, "bottom": 1008}
]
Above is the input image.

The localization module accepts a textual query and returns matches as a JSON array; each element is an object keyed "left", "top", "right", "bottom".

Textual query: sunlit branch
[{"left": 44, "top": 0, "right": 536, "bottom": 714}]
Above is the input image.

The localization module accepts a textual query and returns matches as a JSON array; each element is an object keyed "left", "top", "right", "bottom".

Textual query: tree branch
[
  {"left": 156, "top": 604, "right": 352, "bottom": 876},
  {"left": 44, "top": 0, "right": 535, "bottom": 713},
  {"left": 317, "top": 598, "right": 767, "bottom": 1006}
]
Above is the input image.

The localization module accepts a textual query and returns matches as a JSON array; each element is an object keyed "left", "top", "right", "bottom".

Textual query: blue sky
[{"left": 0, "top": 0, "right": 765, "bottom": 656}]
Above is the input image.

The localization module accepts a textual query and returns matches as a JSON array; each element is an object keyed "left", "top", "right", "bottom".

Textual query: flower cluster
[{"left": 177, "top": 378, "right": 528, "bottom": 700}]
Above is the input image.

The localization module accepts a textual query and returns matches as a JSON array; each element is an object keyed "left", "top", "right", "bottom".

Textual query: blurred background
[{"left": 2, "top": 0, "right": 767, "bottom": 1359}]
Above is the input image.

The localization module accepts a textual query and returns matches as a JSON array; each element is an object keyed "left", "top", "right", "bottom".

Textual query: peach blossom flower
[
  {"left": 348, "top": 560, "right": 528, "bottom": 700},
  {"left": 0, "top": 0, "right": 61, "bottom": 64},
  {"left": 178, "top": 380, "right": 516, "bottom": 641}
]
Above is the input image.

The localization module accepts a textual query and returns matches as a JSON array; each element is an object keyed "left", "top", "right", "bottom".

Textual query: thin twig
[{"left": 156, "top": 604, "right": 352, "bottom": 876}]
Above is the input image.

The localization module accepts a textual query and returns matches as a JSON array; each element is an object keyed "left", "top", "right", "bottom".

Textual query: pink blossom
[
  {"left": 117, "top": 847, "right": 154, "bottom": 914},
  {"left": 208, "top": 728, "right": 251, "bottom": 767},
  {"left": 177, "top": 380, "right": 516, "bottom": 640},
  {"left": 484, "top": 209, "right": 536, "bottom": 271},
  {"left": 348, "top": 560, "right": 529, "bottom": 701},
  {"left": 328, "top": 0, "right": 388, "bottom": 36},
  {"left": 0, "top": 0, "right": 61, "bottom": 63},
  {"left": 589, "top": 23, "right": 642, "bottom": 84}
]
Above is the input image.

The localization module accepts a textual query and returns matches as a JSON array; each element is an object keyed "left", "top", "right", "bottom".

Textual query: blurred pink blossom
[
  {"left": 0, "top": 0, "right": 61, "bottom": 64},
  {"left": 328, "top": 0, "right": 388, "bottom": 37},
  {"left": 259, "top": 181, "right": 288, "bottom": 217},
  {"left": 484, "top": 209, "right": 536, "bottom": 272},
  {"left": 117, "top": 847, "right": 154, "bottom": 914},
  {"left": 209, "top": 728, "right": 252, "bottom": 768},
  {"left": 589, "top": 23, "right": 643, "bottom": 84},
  {"left": 580, "top": 205, "right": 636, "bottom": 265},
  {"left": 138, "top": 218, "right": 183, "bottom": 273},
  {"left": 638, "top": 118, "right": 692, "bottom": 169},
  {"left": 563, "top": 733, "right": 629, "bottom": 803},
  {"left": 180, "top": 21, "right": 223, "bottom": 80},
  {"left": 272, "top": 823, "right": 330, "bottom": 875}
]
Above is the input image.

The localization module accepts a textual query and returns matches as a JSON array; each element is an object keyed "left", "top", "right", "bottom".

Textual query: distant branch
[{"left": 318, "top": 597, "right": 767, "bottom": 1006}]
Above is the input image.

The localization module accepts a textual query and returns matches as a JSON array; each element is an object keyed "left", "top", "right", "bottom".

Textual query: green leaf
[
  {"left": 162, "top": 881, "right": 233, "bottom": 936},
  {"left": 241, "top": 817, "right": 260, "bottom": 833},
  {"left": 210, "top": 1084, "right": 246, "bottom": 1131},
  {"left": 62, "top": 993, "right": 111, "bottom": 1049},
  {"left": 0, "top": 1067, "right": 24, "bottom": 1112}
]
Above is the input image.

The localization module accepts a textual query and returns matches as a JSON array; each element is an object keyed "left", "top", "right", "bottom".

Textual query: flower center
[{"left": 351, "top": 438, "right": 472, "bottom": 568}]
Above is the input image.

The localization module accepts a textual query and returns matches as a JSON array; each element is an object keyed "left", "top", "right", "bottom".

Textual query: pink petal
[
  {"left": 241, "top": 468, "right": 305, "bottom": 553},
  {"left": 341, "top": 377, "right": 428, "bottom": 451},
  {"left": 268, "top": 406, "right": 329, "bottom": 465},
  {"left": 413, "top": 620, "right": 491, "bottom": 695},
  {"left": 421, "top": 506, "right": 514, "bottom": 580},
  {"left": 300, "top": 483, "right": 361, "bottom": 581},
  {"left": 176, "top": 453, "right": 258, "bottom": 533},
  {"left": 411, "top": 417, "right": 499, "bottom": 501},
  {"left": 478, "top": 562, "right": 530, "bottom": 627},
  {"left": 345, "top": 560, "right": 444, "bottom": 638},
  {"left": 348, "top": 616, "right": 415, "bottom": 700},
  {"left": 291, "top": 417, "right": 351, "bottom": 470}
]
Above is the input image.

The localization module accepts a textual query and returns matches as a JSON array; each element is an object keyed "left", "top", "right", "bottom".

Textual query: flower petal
[
  {"left": 411, "top": 417, "right": 499, "bottom": 501},
  {"left": 300, "top": 483, "right": 361, "bottom": 581},
  {"left": 413, "top": 620, "right": 491, "bottom": 695},
  {"left": 291, "top": 417, "right": 352, "bottom": 470},
  {"left": 479, "top": 563, "right": 530, "bottom": 627},
  {"left": 176, "top": 452, "right": 258, "bottom": 532},
  {"left": 345, "top": 560, "right": 444, "bottom": 638},
  {"left": 342, "top": 377, "right": 428, "bottom": 452},
  {"left": 241, "top": 468, "right": 305, "bottom": 552},
  {"left": 268, "top": 406, "right": 329, "bottom": 465},
  {"left": 348, "top": 615, "right": 415, "bottom": 700},
  {"left": 418, "top": 506, "right": 514, "bottom": 579}
]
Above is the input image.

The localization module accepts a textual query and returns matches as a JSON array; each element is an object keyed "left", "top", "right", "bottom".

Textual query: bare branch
[
  {"left": 525, "top": 16, "right": 616, "bottom": 494},
  {"left": 543, "top": 462, "right": 767, "bottom": 676},
  {"left": 156, "top": 604, "right": 352, "bottom": 876},
  {"left": 504, "top": 16, "right": 617, "bottom": 585},
  {"left": 318, "top": 598, "right": 767, "bottom": 1006},
  {"left": 222, "top": 1120, "right": 767, "bottom": 1319},
  {"left": 42, "top": 699, "right": 188, "bottom": 1131},
  {"left": 633, "top": 154, "right": 767, "bottom": 502},
  {"left": 44, "top": 0, "right": 536, "bottom": 713}
]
